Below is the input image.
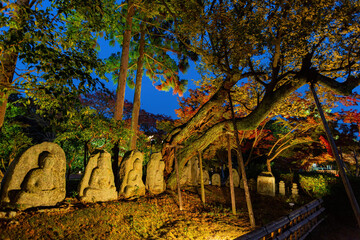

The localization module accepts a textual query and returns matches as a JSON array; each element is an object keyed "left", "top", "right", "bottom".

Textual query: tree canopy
[{"left": 160, "top": 0, "right": 360, "bottom": 188}]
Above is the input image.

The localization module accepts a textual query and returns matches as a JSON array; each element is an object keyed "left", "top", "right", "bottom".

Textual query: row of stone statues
[
  {"left": 0, "top": 142, "right": 167, "bottom": 209},
  {"left": 0, "top": 142, "right": 256, "bottom": 210}
]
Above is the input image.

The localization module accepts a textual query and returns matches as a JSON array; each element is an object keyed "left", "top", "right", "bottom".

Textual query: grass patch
[{"left": 1, "top": 186, "right": 298, "bottom": 239}]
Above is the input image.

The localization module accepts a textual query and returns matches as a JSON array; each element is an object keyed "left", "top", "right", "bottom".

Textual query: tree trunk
[
  {"left": 84, "top": 142, "right": 88, "bottom": 171},
  {"left": 114, "top": 0, "right": 135, "bottom": 121},
  {"left": 354, "top": 150, "right": 359, "bottom": 177},
  {"left": 0, "top": 0, "right": 28, "bottom": 129},
  {"left": 198, "top": 150, "right": 205, "bottom": 204},
  {"left": 266, "top": 159, "right": 272, "bottom": 173},
  {"left": 227, "top": 135, "right": 236, "bottom": 215},
  {"left": 129, "top": 21, "right": 146, "bottom": 150}
]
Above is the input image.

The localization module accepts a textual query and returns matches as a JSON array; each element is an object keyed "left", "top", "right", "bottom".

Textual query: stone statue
[
  {"left": 211, "top": 173, "right": 221, "bottom": 186},
  {"left": 0, "top": 142, "right": 66, "bottom": 209},
  {"left": 198, "top": 170, "right": 210, "bottom": 185},
  {"left": 180, "top": 157, "right": 199, "bottom": 186},
  {"left": 226, "top": 169, "right": 240, "bottom": 188},
  {"left": 146, "top": 153, "right": 166, "bottom": 195},
  {"left": 118, "top": 151, "right": 145, "bottom": 199},
  {"left": 79, "top": 151, "right": 117, "bottom": 202},
  {"left": 21, "top": 152, "right": 57, "bottom": 193}
]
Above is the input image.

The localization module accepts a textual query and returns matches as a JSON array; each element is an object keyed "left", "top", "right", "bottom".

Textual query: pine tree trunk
[
  {"left": 129, "top": 21, "right": 146, "bottom": 150},
  {"left": 114, "top": 0, "right": 135, "bottom": 121}
]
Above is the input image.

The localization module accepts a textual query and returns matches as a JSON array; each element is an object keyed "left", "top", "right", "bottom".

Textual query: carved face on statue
[{"left": 38, "top": 152, "right": 56, "bottom": 170}]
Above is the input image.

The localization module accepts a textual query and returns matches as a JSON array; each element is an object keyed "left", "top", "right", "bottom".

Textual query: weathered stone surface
[
  {"left": 211, "top": 173, "right": 221, "bottom": 186},
  {"left": 279, "top": 181, "right": 286, "bottom": 196},
  {"left": 200, "top": 170, "right": 210, "bottom": 185},
  {"left": 257, "top": 171, "right": 276, "bottom": 197},
  {"left": 226, "top": 169, "right": 240, "bottom": 188},
  {"left": 0, "top": 142, "right": 66, "bottom": 209},
  {"left": 180, "top": 157, "right": 199, "bottom": 186},
  {"left": 79, "top": 151, "right": 117, "bottom": 202},
  {"left": 146, "top": 153, "right": 166, "bottom": 195},
  {"left": 119, "top": 151, "right": 145, "bottom": 199}
]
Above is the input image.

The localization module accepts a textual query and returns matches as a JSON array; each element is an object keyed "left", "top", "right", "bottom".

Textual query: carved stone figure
[
  {"left": 79, "top": 151, "right": 117, "bottom": 202},
  {"left": 211, "top": 173, "right": 221, "bottom": 186},
  {"left": 226, "top": 169, "right": 240, "bottom": 188},
  {"left": 118, "top": 151, "right": 145, "bottom": 199},
  {"left": 146, "top": 153, "right": 166, "bottom": 195},
  {"left": 198, "top": 170, "right": 210, "bottom": 185},
  {"left": 0, "top": 142, "right": 66, "bottom": 209},
  {"left": 180, "top": 157, "right": 199, "bottom": 186}
]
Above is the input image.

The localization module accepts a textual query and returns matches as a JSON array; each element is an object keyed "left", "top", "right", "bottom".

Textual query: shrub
[
  {"left": 279, "top": 172, "right": 294, "bottom": 187},
  {"left": 299, "top": 173, "right": 339, "bottom": 198}
]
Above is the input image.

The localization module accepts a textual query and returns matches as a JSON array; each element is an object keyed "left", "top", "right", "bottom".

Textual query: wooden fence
[{"left": 235, "top": 198, "right": 325, "bottom": 240}]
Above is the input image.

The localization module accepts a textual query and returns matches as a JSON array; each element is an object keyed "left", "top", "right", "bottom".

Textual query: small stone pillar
[
  {"left": 291, "top": 183, "right": 299, "bottom": 197},
  {"left": 279, "top": 181, "right": 285, "bottom": 196}
]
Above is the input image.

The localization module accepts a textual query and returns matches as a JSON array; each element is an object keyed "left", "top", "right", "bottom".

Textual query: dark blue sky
[
  {"left": 99, "top": 37, "right": 201, "bottom": 119},
  {"left": 102, "top": 62, "right": 200, "bottom": 119}
]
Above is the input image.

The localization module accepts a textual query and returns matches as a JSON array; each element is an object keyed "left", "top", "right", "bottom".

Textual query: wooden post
[
  {"left": 173, "top": 145, "right": 183, "bottom": 211},
  {"left": 228, "top": 91, "right": 256, "bottom": 228},
  {"left": 198, "top": 150, "right": 205, "bottom": 204},
  {"left": 227, "top": 135, "right": 237, "bottom": 214},
  {"left": 310, "top": 83, "right": 360, "bottom": 227}
]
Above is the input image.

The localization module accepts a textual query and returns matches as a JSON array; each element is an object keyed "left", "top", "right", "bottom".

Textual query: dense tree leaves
[{"left": 0, "top": 0, "right": 111, "bottom": 129}]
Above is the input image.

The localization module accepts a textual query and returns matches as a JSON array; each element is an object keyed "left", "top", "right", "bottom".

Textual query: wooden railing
[{"left": 235, "top": 199, "right": 325, "bottom": 240}]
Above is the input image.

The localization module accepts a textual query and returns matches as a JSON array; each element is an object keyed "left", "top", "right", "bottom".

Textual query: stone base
[
  {"left": 12, "top": 190, "right": 65, "bottom": 209},
  {"left": 81, "top": 187, "right": 118, "bottom": 203}
]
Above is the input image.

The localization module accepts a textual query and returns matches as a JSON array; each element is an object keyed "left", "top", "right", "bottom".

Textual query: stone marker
[
  {"left": 146, "top": 153, "right": 166, "bottom": 195},
  {"left": 180, "top": 157, "right": 199, "bottom": 186},
  {"left": 291, "top": 183, "right": 299, "bottom": 197},
  {"left": 203, "top": 170, "right": 210, "bottom": 185},
  {"left": 119, "top": 151, "right": 146, "bottom": 199},
  {"left": 279, "top": 181, "right": 286, "bottom": 196},
  {"left": 211, "top": 173, "right": 221, "bottom": 186},
  {"left": 197, "top": 169, "right": 210, "bottom": 185},
  {"left": 0, "top": 142, "right": 66, "bottom": 209},
  {"left": 257, "top": 171, "right": 276, "bottom": 197},
  {"left": 79, "top": 151, "right": 117, "bottom": 202},
  {"left": 226, "top": 169, "right": 240, "bottom": 188}
]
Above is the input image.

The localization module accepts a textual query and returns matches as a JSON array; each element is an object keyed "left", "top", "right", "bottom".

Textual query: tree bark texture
[
  {"left": 114, "top": 0, "right": 135, "bottom": 121},
  {"left": 129, "top": 21, "right": 146, "bottom": 150}
]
